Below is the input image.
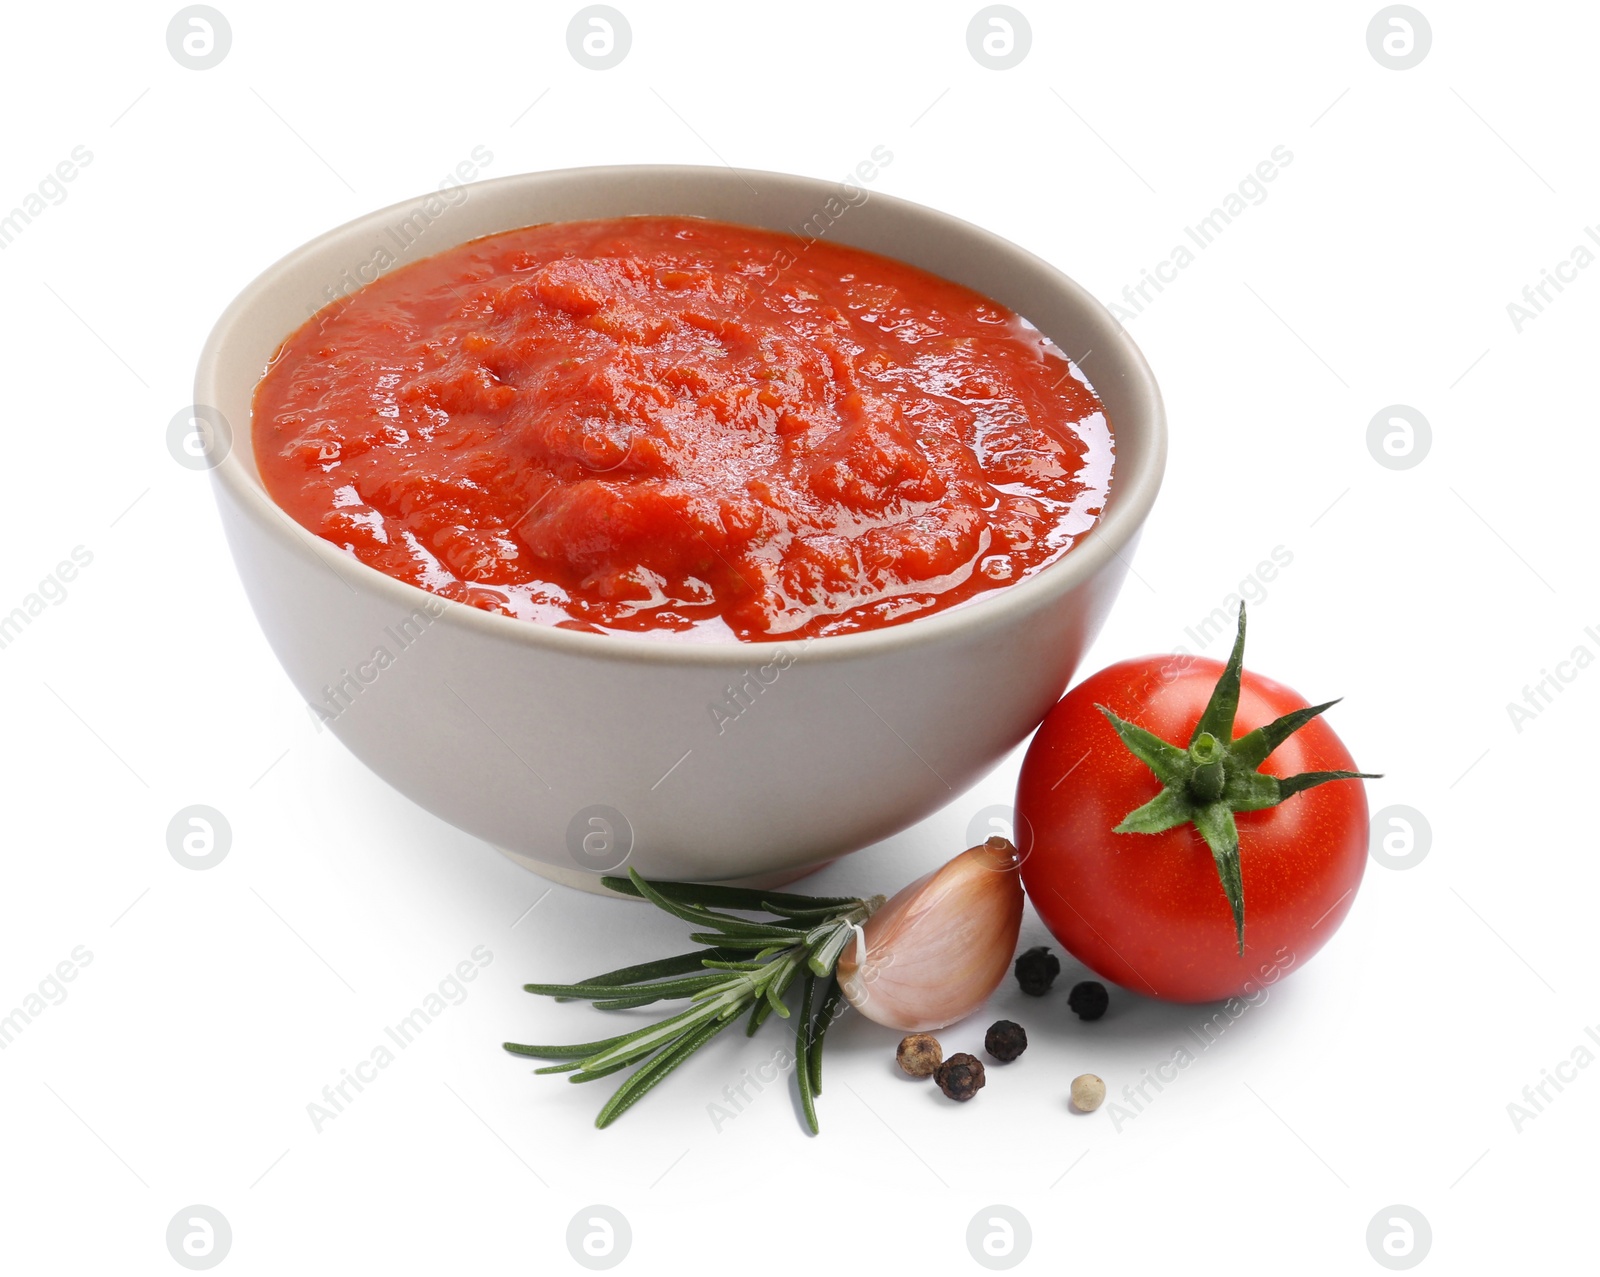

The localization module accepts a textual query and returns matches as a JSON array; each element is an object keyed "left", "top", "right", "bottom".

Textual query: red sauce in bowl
[{"left": 252, "top": 216, "right": 1112, "bottom": 641}]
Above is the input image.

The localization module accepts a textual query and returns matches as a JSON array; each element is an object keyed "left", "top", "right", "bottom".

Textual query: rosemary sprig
[{"left": 505, "top": 867, "right": 881, "bottom": 1133}]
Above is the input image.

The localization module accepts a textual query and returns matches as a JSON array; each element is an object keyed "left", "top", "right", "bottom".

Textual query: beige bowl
[{"left": 197, "top": 165, "right": 1166, "bottom": 892}]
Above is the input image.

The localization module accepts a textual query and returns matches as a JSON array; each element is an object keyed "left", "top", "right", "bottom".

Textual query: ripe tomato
[{"left": 1016, "top": 626, "right": 1371, "bottom": 1004}]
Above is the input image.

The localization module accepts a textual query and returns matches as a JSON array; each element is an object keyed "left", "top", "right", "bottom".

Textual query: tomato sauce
[{"left": 252, "top": 217, "right": 1113, "bottom": 640}]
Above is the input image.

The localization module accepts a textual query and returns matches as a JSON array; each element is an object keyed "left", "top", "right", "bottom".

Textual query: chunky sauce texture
[{"left": 253, "top": 217, "right": 1113, "bottom": 640}]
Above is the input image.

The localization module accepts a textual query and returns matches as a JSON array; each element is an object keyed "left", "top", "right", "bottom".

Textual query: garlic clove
[{"left": 836, "top": 837, "right": 1024, "bottom": 1031}]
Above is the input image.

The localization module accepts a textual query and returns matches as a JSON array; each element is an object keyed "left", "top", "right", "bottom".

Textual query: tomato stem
[
  {"left": 1188, "top": 758, "right": 1225, "bottom": 803},
  {"left": 1098, "top": 603, "right": 1379, "bottom": 955}
]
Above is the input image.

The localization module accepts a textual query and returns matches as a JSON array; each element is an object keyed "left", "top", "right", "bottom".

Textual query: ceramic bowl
[{"left": 197, "top": 165, "right": 1166, "bottom": 891}]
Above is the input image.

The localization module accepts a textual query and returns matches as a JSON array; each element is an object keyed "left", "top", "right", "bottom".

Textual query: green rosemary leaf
[
  {"left": 685, "top": 915, "right": 809, "bottom": 940},
  {"left": 690, "top": 973, "right": 759, "bottom": 1004},
  {"left": 516, "top": 867, "right": 875, "bottom": 1133},
  {"left": 669, "top": 912, "right": 806, "bottom": 941},
  {"left": 770, "top": 956, "right": 802, "bottom": 1005},
  {"left": 746, "top": 888, "right": 863, "bottom": 910},
  {"left": 626, "top": 873, "right": 808, "bottom": 938},
  {"left": 686, "top": 932, "right": 802, "bottom": 950},
  {"left": 516, "top": 992, "right": 736, "bottom": 1073},
  {"left": 533, "top": 1058, "right": 636, "bottom": 1082},
  {"left": 587, "top": 973, "right": 730, "bottom": 998},
  {"left": 806, "top": 977, "right": 844, "bottom": 1096},
  {"left": 595, "top": 1013, "right": 740, "bottom": 1128},
  {"left": 565, "top": 948, "right": 732, "bottom": 992},
  {"left": 503, "top": 1032, "right": 641, "bottom": 1061},
  {"left": 566, "top": 1057, "right": 639, "bottom": 1084},
  {"left": 762, "top": 901, "right": 862, "bottom": 923},
  {"left": 621, "top": 881, "right": 750, "bottom": 931},
  {"left": 806, "top": 919, "right": 858, "bottom": 978},
  {"left": 600, "top": 874, "right": 860, "bottom": 913},
  {"left": 590, "top": 992, "right": 697, "bottom": 1011},
  {"left": 795, "top": 974, "right": 819, "bottom": 1135},
  {"left": 574, "top": 1032, "right": 692, "bottom": 1078},
  {"left": 523, "top": 973, "right": 729, "bottom": 1002},
  {"left": 764, "top": 970, "right": 793, "bottom": 1020},
  {"left": 579, "top": 994, "right": 739, "bottom": 1074}
]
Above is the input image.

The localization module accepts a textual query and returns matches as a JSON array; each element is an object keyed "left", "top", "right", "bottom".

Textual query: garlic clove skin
[{"left": 836, "top": 838, "right": 1024, "bottom": 1032}]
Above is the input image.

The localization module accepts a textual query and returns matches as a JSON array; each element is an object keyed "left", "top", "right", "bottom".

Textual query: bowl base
[{"left": 494, "top": 847, "right": 838, "bottom": 897}]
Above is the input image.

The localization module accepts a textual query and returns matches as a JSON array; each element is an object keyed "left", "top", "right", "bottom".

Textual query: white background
[{"left": 2, "top": 1, "right": 1594, "bottom": 1271}]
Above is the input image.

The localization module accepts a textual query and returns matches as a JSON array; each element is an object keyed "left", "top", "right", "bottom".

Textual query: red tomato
[{"left": 1016, "top": 650, "right": 1370, "bottom": 1003}]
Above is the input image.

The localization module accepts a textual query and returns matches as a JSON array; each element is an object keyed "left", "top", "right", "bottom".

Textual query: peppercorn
[
  {"left": 1067, "top": 980, "right": 1110, "bottom": 1021},
  {"left": 934, "top": 1052, "right": 986, "bottom": 1101},
  {"left": 984, "top": 1019, "right": 1028, "bottom": 1063},
  {"left": 896, "top": 1032, "right": 943, "bottom": 1078},
  {"left": 1070, "top": 1073, "right": 1106, "bottom": 1112},
  {"left": 1013, "top": 945, "right": 1061, "bottom": 997}
]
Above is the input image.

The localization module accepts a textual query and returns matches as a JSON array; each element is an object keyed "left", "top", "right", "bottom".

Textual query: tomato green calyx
[{"left": 1095, "top": 604, "right": 1379, "bottom": 956}]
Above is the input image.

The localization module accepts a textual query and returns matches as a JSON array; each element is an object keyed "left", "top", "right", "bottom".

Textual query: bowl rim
[{"left": 199, "top": 163, "right": 1166, "bottom": 668}]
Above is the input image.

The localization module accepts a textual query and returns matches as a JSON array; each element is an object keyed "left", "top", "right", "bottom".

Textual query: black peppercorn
[
  {"left": 984, "top": 1019, "right": 1028, "bottom": 1063},
  {"left": 1013, "top": 945, "right": 1061, "bottom": 997},
  {"left": 934, "top": 1052, "right": 986, "bottom": 1101},
  {"left": 1068, "top": 980, "right": 1110, "bottom": 1021}
]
